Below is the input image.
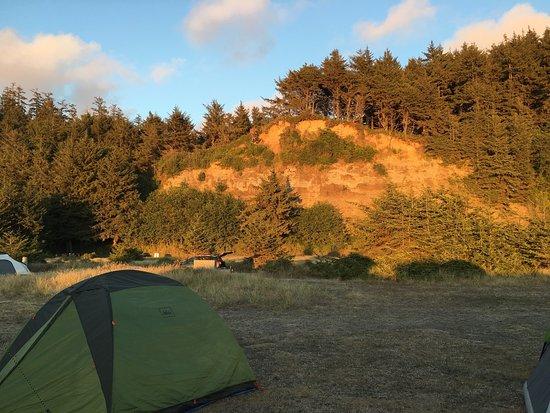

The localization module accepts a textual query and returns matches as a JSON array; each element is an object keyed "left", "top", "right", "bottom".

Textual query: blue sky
[{"left": 0, "top": 0, "right": 548, "bottom": 123}]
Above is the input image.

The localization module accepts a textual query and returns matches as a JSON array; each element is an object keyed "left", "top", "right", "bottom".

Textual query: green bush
[
  {"left": 295, "top": 203, "right": 348, "bottom": 255},
  {"left": 198, "top": 171, "right": 206, "bottom": 181},
  {"left": 215, "top": 180, "right": 228, "bottom": 192},
  {"left": 262, "top": 257, "right": 295, "bottom": 274},
  {"left": 157, "top": 136, "right": 274, "bottom": 176},
  {"left": 356, "top": 188, "right": 549, "bottom": 275},
  {"left": 373, "top": 163, "right": 387, "bottom": 176},
  {"left": 280, "top": 128, "right": 376, "bottom": 166},
  {"left": 307, "top": 254, "right": 375, "bottom": 280},
  {"left": 138, "top": 185, "right": 244, "bottom": 254},
  {"left": 394, "top": 260, "right": 486, "bottom": 280},
  {"left": 109, "top": 245, "right": 144, "bottom": 263}
]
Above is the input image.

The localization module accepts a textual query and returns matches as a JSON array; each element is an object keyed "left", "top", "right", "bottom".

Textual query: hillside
[{"left": 161, "top": 120, "right": 471, "bottom": 218}]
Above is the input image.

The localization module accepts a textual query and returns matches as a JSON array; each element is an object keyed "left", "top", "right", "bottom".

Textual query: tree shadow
[{"left": 395, "top": 259, "right": 486, "bottom": 281}]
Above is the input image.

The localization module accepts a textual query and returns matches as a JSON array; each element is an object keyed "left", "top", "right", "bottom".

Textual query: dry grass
[
  {"left": 1, "top": 264, "right": 548, "bottom": 412},
  {"left": 0, "top": 264, "right": 327, "bottom": 310}
]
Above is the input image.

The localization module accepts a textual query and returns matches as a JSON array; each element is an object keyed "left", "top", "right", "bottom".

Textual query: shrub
[
  {"left": 356, "top": 187, "right": 549, "bottom": 275},
  {"left": 80, "top": 252, "right": 96, "bottom": 260},
  {"left": 295, "top": 203, "right": 348, "bottom": 255},
  {"left": 215, "top": 180, "right": 228, "bottom": 192},
  {"left": 307, "top": 254, "right": 375, "bottom": 280},
  {"left": 157, "top": 136, "right": 274, "bottom": 176},
  {"left": 139, "top": 186, "right": 244, "bottom": 254},
  {"left": 394, "top": 260, "right": 486, "bottom": 280},
  {"left": 373, "top": 163, "right": 387, "bottom": 176},
  {"left": 109, "top": 245, "right": 143, "bottom": 263},
  {"left": 262, "top": 257, "right": 295, "bottom": 274},
  {"left": 280, "top": 128, "right": 376, "bottom": 166},
  {"left": 198, "top": 171, "right": 206, "bottom": 181}
]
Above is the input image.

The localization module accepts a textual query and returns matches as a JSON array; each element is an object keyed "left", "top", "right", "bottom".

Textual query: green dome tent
[
  {"left": 0, "top": 270, "right": 256, "bottom": 412},
  {"left": 524, "top": 332, "right": 550, "bottom": 413}
]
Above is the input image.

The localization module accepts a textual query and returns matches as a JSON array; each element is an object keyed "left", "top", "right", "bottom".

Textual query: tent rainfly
[
  {"left": 0, "top": 254, "right": 30, "bottom": 275},
  {"left": 524, "top": 332, "right": 550, "bottom": 413},
  {"left": 0, "top": 270, "right": 256, "bottom": 412}
]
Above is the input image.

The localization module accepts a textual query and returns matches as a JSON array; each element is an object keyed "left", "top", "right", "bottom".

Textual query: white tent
[{"left": 0, "top": 254, "right": 30, "bottom": 275}]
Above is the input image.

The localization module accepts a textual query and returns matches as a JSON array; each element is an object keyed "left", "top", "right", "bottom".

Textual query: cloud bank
[
  {"left": 444, "top": 3, "right": 550, "bottom": 50},
  {"left": 354, "top": 0, "right": 436, "bottom": 42},
  {"left": 183, "top": 0, "right": 297, "bottom": 61},
  {"left": 0, "top": 28, "right": 137, "bottom": 109},
  {"left": 150, "top": 58, "right": 184, "bottom": 84}
]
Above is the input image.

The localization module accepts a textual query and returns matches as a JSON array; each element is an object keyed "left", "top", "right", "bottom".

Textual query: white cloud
[
  {"left": 183, "top": 0, "right": 298, "bottom": 60},
  {"left": 240, "top": 98, "right": 269, "bottom": 112},
  {"left": 0, "top": 28, "right": 137, "bottom": 109},
  {"left": 444, "top": 3, "right": 550, "bottom": 50},
  {"left": 354, "top": 0, "right": 436, "bottom": 42},
  {"left": 150, "top": 58, "right": 184, "bottom": 84}
]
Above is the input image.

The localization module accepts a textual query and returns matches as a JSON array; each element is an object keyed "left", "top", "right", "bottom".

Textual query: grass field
[{"left": 1, "top": 265, "right": 548, "bottom": 412}]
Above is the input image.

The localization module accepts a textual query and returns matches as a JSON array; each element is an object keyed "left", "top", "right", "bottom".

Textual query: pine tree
[
  {"left": 321, "top": 50, "right": 349, "bottom": 119},
  {"left": 250, "top": 106, "right": 266, "bottom": 127},
  {"left": 0, "top": 84, "right": 28, "bottom": 139},
  {"left": 201, "top": 100, "right": 230, "bottom": 146},
  {"left": 240, "top": 171, "right": 301, "bottom": 267},
  {"left": 231, "top": 102, "right": 252, "bottom": 139},
  {"left": 349, "top": 48, "right": 375, "bottom": 124},
  {"left": 164, "top": 106, "right": 197, "bottom": 151},
  {"left": 270, "top": 64, "right": 326, "bottom": 116},
  {"left": 92, "top": 146, "right": 141, "bottom": 244},
  {"left": 371, "top": 50, "right": 402, "bottom": 131}
]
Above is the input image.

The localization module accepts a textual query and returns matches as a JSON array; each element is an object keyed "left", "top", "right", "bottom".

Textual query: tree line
[
  {"left": 0, "top": 87, "right": 264, "bottom": 257},
  {"left": 0, "top": 30, "right": 548, "bottom": 274},
  {"left": 269, "top": 30, "right": 549, "bottom": 202}
]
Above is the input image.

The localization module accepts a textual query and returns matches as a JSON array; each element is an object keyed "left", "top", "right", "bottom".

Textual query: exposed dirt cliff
[{"left": 161, "top": 120, "right": 470, "bottom": 219}]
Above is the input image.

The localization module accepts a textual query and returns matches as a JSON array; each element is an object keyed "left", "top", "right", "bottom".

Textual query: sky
[{"left": 0, "top": 0, "right": 549, "bottom": 123}]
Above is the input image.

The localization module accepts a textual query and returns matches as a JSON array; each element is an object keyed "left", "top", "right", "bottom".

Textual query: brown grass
[
  {"left": 0, "top": 264, "right": 327, "bottom": 309},
  {"left": 1, "top": 265, "right": 548, "bottom": 412}
]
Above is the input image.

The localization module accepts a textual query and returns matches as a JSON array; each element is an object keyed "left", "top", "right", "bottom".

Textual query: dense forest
[{"left": 0, "top": 30, "right": 548, "bottom": 274}]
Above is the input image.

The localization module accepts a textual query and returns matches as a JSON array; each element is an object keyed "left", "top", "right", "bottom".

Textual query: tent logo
[{"left": 158, "top": 307, "right": 175, "bottom": 317}]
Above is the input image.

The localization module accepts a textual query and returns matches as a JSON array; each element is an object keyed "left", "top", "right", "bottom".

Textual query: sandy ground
[{"left": 1, "top": 278, "right": 548, "bottom": 412}]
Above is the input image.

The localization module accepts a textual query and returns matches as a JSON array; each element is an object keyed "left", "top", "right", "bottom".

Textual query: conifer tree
[
  {"left": 231, "top": 102, "right": 252, "bottom": 138},
  {"left": 201, "top": 100, "right": 230, "bottom": 146},
  {"left": 92, "top": 146, "right": 141, "bottom": 244},
  {"left": 321, "top": 50, "right": 349, "bottom": 119},
  {"left": 349, "top": 48, "right": 375, "bottom": 124},
  {"left": 240, "top": 171, "right": 301, "bottom": 267},
  {"left": 164, "top": 106, "right": 197, "bottom": 151}
]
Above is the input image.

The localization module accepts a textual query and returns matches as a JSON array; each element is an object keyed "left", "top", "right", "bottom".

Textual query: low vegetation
[
  {"left": 158, "top": 135, "right": 275, "bottom": 176},
  {"left": 1, "top": 264, "right": 548, "bottom": 412},
  {"left": 280, "top": 128, "right": 375, "bottom": 166},
  {"left": 0, "top": 264, "right": 327, "bottom": 310}
]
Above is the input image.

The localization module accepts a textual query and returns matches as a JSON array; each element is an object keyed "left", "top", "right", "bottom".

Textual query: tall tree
[
  {"left": 164, "top": 106, "right": 197, "bottom": 151},
  {"left": 321, "top": 49, "right": 349, "bottom": 119},
  {"left": 201, "top": 100, "right": 230, "bottom": 146},
  {"left": 240, "top": 172, "right": 301, "bottom": 267},
  {"left": 231, "top": 102, "right": 252, "bottom": 138}
]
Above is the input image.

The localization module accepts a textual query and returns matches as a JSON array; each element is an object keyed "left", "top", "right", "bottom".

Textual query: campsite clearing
[{"left": 0, "top": 268, "right": 548, "bottom": 412}]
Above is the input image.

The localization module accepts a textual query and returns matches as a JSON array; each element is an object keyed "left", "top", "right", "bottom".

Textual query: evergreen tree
[
  {"left": 321, "top": 50, "right": 349, "bottom": 119},
  {"left": 371, "top": 50, "right": 402, "bottom": 131},
  {"left": 250, "top": 106, "right": 266, "bottom": 127},
  {"left": 164, "top": 106, "right": 197, "bottom": 151},
  {"left": 231, "top": 102, "right": 252, "bottom": 139},
  {"left": 201, "top": 100, "right": 230, "bottom": 146},
  {"left": 240, "top": 172, "right": 301, "bottom": 267},
  {"left": 271, "top": 64, "right": 326, "bottom": 116},
  {"left": 349, "top": 48, "right": 375, "bottom": 124},
  {"left": 92, "top": 146, "right": 141, "bottom": 244}
]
